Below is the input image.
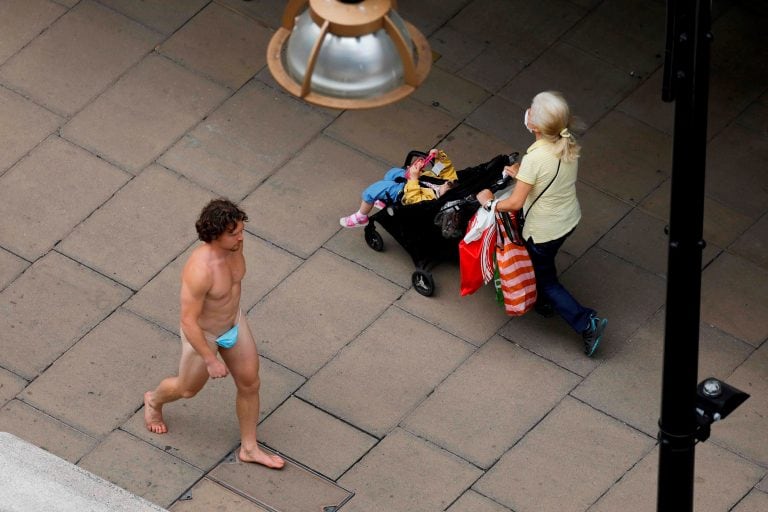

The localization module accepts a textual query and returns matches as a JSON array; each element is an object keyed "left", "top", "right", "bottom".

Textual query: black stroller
[{"left": 363, "top": 151, "right": 518, "bottom": 296}]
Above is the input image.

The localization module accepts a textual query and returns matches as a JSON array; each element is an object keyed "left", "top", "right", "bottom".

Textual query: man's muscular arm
[{"left": 180, "top": 261, "right": 228, "bottom": 379}]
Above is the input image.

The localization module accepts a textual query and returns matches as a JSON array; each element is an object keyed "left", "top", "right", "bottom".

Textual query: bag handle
[{"left": 497, "top": 211, "right": 524, "bottom": 246}]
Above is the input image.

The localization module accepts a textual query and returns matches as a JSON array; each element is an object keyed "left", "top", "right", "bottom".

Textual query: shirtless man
[{"left": 144, "top": 198, "right": 284, "bottom": 469}]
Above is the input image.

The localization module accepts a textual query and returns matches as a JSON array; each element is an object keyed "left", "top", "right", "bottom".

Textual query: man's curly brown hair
[{"left": 195, "top": 198, "right": 248, "bottom": 243}]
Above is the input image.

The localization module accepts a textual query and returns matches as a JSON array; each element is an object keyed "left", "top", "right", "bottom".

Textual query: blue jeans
[{"left": 525, "top": 230, "right": 594, "bottom": 333}]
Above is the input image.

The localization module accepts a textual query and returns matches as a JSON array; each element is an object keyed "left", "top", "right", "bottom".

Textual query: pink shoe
[
  {"left": 373, "top": 200, "right": 387, "bottom": 210},
  {"left": 340, "top": 213, "right": 368, "bottom": 228}
]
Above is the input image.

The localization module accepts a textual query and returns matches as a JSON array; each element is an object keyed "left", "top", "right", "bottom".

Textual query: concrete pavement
[{"left": 0, "top": 0, "right": 767, "bottom": 510}]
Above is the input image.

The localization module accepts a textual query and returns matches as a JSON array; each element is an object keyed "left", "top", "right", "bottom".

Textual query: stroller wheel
[
  {"left": 365, "top": 227, "right": 384, "bottom": 252},
  {"left": 412, "top": 269, "right": 435, "bottom": 297}
]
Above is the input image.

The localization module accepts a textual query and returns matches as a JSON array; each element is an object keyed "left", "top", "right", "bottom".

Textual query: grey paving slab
[
  {"left": 239, "top": 134, "right": 384, "bottom": 258},
  {"left": 639, "top": 178, "right": 755, "bottom": 251},
  {"left": 499, "top": 247, "right": 666, "bottom": 374},
  {"left": 160, "top": 81, "right": 332, "bottom": 201},
  {"left": 298, "top": 307, "right": 474, "bottom": 437},
  {"left": 208, "top": 451, "right": 353, "bottom": 512},
  {"left": 57, "top": 165, "right": 212, "bottom": 290},
  {"left": 474, "top": 396, "right": 654, "bottom": 512},
  {"left": 257, "top": 396, "right": 377, "bottom": 480},
  {"left": 706, "top": 7, "right": 768, "bottom": 137},
  {"left": 96, "top": 0, "right": 209, "bottom": 35},
  {"left": 20, "top": 308, "right": 180, "bottom": 437},
  {"left": 616, "top": 69, "right": 674, "bottom": 136},
  {"left": 732, "top": 490, "right": 768, "bottom": 512},
  {"left": 440, "top": 123, "right": 513, "bottom": 171},
  {"left": 0, "top": 85, "right": 63, "bottom": 175},
  {"left": 566, "top": 181, "right": 632, "bottom": 258},
  {"left": 0, "top": 432, "right": 166, "bottom": 512},
  {"left": 759, "top": 475, "right": 768, "bottom": 494},
  {"left": 0, "top": 0, "right": 66, "bottom": 65},
  {"left": 0, "top": 399, "right": 96, "bottom": 464},
  {"left": 709, "top": 342, "right": 768, "bottom": 467},
  {"left": 340, "top": 428, "right": 481, "bottom": 512},
  {"left": 125, "top": 376, "right": 240, "bottom": 471},
  {"left": 169, "top": 478, "right": 270, "bottom": 511},
  {"left": 579, "top": 111, "right": 672, "bottom": 205},
  {"left": 325, "top": 222, "right": 415, "bottom": 290},
  {"left": 0, "top": 251, "right": 131, "bottom": 379},
  {"left": 429, "top": 25, "right": 486, "bottom": 75},
  {"left": 447, "top": 490, "right": 512, "bottom": 512},
  {"left": 125, "top": 232, "right": 301, "bottom": 334},
  {"left": 62, "top": 54, "right": 230, "bottom": 174},
  {"left": 563, "top": 0, "right": 665, "bottom": 76},
  {"left": 403, "top": 336, "right": 580, "bottom": 468},
  {"left": 0, "top": 136, "right": 130, "bottom": 261},
  {"left": 0, "top": 1, "right": 160, "bottom": 116},
  {"left": 79, "top": 430, "right": 204, "bottom": 509},
  {"left": 324, "top": 97, "right": 457, "bottom": 166},
  {"left": 447, "top": 0, "right": 585, "bottom": 91},
  {"left": 123, "top": 355, "right": 304, "bottom": 471},
  {"left": 396, "top": 263, "right": 510, "bottom": 346},
  {"left": 735, "top": 94, "right": 768, "bottom": 139},
  {"left": 50, "top": 0, "right": 78, "bottom": 7},
  {"left": 598, "top": 208, "right": 679, "bottom": 277},
  {"left": 590, "top": 443, "right": 765, "bottom": 512},
  {"left": 215, "top": 0, "right": 284, "bottom": 29},
  {"left": 572, "top": 310, "right": 752, "bottom": 437},
  {"left": 700, "top": 252, "right": 768, "bottom": 347},
  {"left": 397, "top": 0, "right": 472, "bottom": 38},
  {"left": 457, "top": 43, "right": 527, "bottom": 93},
  {"left": 705, "top": 124, "right": 768, "bottom": 220},
  {"left": 499, "top": 42, "right": 640, "bottom": 128},
  {"left": 411, "top": 66, "right": 491, "bottom": 120},
  {"left": 731, "top": 214, "right": 768, "bottom": 271},
  {"left": 0, "top": 247, "right": 27, "bottom": 291},
  {"left": 158, "top": 3, "right": 271, "bottom": 89},
  {"left": 248, "top": 249, "right": 403, "bottom": 377},
  {"left": 465, "top": 95, "right": 528, "bottom": 148},
  {"left": 0, "top": 367, "right": 26, "bottom": 406}
]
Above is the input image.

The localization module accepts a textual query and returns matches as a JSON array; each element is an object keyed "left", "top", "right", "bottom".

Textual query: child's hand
[
  {"left": 428, "top": 148, "right": 439, "bottom": 159},
  {"left": 407, "top": 157, "right": 425, "bottom": 179}
]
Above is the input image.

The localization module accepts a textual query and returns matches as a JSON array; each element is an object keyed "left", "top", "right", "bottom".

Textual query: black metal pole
[{"left": 657, "top": 1, "right": 712, "bottom": 511}]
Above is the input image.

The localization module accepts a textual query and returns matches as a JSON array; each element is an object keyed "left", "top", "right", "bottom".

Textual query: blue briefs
[
  {"left": 215, "top": 309, "right": 242, "bottom": 349},
  {"left": 216, "top": 324, "right": 238, "bottom": 349}
]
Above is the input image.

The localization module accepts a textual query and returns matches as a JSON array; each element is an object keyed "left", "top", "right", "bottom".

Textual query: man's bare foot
[
  {"left": 144, "top": 391, "right": 168, "bottom": 434},
  {"left": 239, "top": 446, "right": 285, "bottom": 469}
]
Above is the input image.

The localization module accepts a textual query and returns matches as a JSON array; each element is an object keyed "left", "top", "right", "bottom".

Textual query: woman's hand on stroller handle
[
  {"left": 476, "top": 189, "right": 494, "bottom": 206},
  {"left": 503, "top": 162, "right": 520, "bottom": 178}
]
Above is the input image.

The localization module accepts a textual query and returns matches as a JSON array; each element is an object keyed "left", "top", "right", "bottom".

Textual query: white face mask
[{"left": 524, "top": 108, "right": 533, "bottom": 133}]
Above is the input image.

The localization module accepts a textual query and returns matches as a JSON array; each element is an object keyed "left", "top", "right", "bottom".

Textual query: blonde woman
[{"left": 476, "top": 91, "right": 607, "bottom": 356}]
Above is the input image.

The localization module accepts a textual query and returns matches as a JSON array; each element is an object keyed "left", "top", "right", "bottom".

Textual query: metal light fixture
[{"left": 267, "top": 0, "right": 431, "bottom": 109}]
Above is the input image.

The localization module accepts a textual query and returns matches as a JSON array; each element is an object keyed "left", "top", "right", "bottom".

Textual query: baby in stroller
[
  {"left": 339, "top": 149, "right": 458, "bottom": 228},
  {"left": 341, "top": 148, "right": 518, "bottom": 296}
]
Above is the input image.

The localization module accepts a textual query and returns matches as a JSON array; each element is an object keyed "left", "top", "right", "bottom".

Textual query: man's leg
[
  {"left": 219, "top": 315, "right": 284, "bottom": 469},
  {"left": 144, "top": 332, "right": 211, "bottom": 434}
]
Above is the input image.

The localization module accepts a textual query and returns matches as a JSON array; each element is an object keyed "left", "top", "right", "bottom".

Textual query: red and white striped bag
[{"left": 495, "top": 212, "right": 537, "bottom": 315}]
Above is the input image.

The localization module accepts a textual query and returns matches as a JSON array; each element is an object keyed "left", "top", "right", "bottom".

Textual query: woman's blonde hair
[{"left": 529, "top": 91, "right": 581, "bottom": 162}]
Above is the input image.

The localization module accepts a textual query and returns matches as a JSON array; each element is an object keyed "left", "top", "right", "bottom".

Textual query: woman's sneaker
[
  {"left": 339, "top": 213, "right": 368, "bottom": 228},
  {"left": 582, "top": 315, "right": 607, "bottom": 357}
]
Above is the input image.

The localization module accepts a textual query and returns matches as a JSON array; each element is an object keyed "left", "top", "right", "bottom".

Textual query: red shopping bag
[
  {"left": 459, "top": 210, "right": 497, "bottom": 296},
  {"left": 495, "top": 212, "right": 536, "bottom": 315}
]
